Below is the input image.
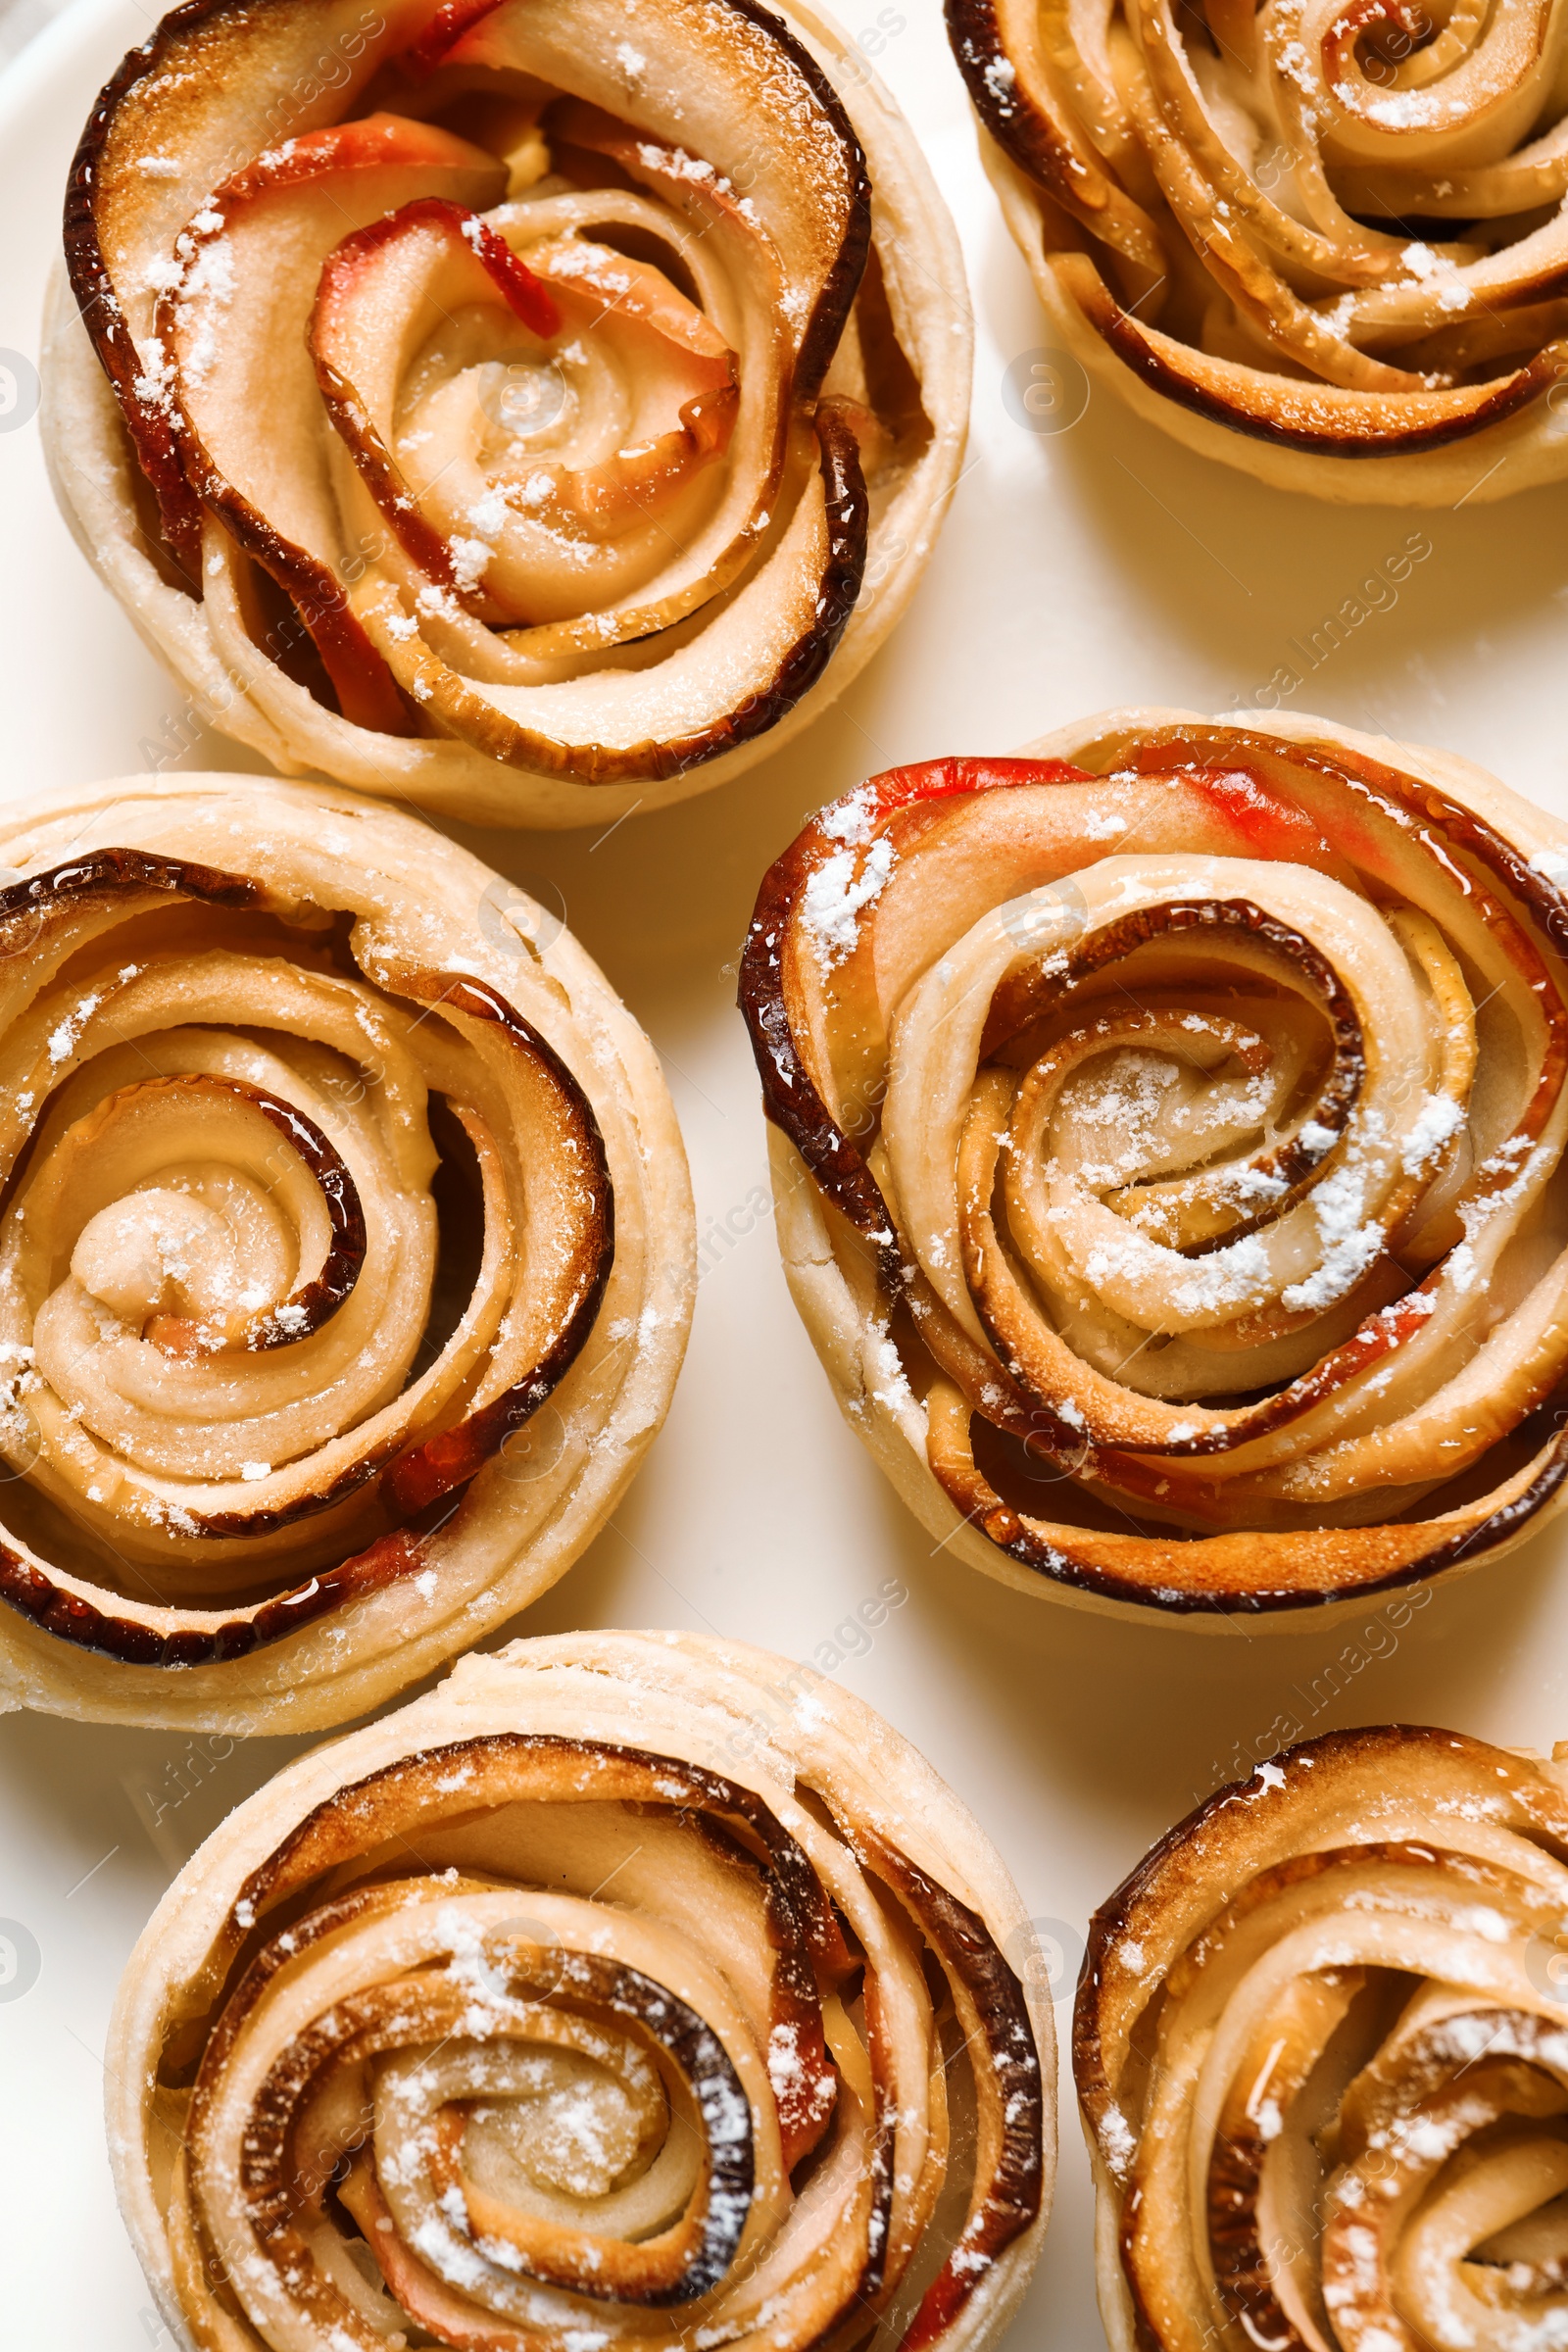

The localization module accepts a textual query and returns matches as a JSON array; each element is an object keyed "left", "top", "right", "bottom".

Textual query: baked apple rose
[
  {"left": 1077, "top": 1725, "right": 1568, "bottom": 2352},
  {"left": 948, "top": 0, "right": 1568, "bottom": 499},
  {"left": 44, "top": 0, "right": 968, "bottom": 826},
  {"left": 0, "top": 778, "right": 692, "bottom": 1731},
  {"left": 741, "top": 708, "right": 1568, "bottom": 1620},
  {"left": 108, "top": 1631, "right": 1052, "bottom": 2352}
]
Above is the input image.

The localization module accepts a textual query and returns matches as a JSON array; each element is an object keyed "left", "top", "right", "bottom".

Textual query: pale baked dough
[
  {"left": 107, "top": 1629, "right": 1054, "bottom": 2352},
  {"left": 742, "top": 707, "right": 1568, "bottom": 1624},
  {"left": 0, "top": 775, "right": 692, "bottom": 1727},
  {"left": 42, "top": 0, "right": 969, "bottom": 825}
]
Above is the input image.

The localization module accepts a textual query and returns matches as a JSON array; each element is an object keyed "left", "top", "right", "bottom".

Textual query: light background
[{"left": 3, "top": 0, "right": 1568, "bottom": 2341}]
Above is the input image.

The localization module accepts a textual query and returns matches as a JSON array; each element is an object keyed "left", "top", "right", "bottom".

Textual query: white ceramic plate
[{"left": 6, "top": 2, "right": 1568, "bottom": 2341}]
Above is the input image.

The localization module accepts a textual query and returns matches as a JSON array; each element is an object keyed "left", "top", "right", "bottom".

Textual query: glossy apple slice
[
  {"left": 1054, "top": 251, "right": 1568, "bottom": 458},
  {"left": 64, "top": 0, "right": 435, "bottom": 566},
  {"left": 347, "top": 400, "right": 866, "bottom": 781},
  {"left": 476, "top": 110, "right": 797, "bottom": 659},
  {"left": 311, "top": 195, "right": 747, "bottom": 627},
  {"left": 402, "top": 0, "right": 508, "bottom": 74},
  {"left": 155, "top": 114, "right": 505, "bottom": 728},
  {"left": 423, "top": 0, "right": 870, "bottom": 398}
]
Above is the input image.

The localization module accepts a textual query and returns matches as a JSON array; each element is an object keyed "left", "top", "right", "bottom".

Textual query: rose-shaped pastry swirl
[
  {"left": 108, "top": 1631, "right": 1052, "bottom": 2352},
  {"left": 741, "top": 707, "right": 1568, "bottom": 1620},
  {"left": 1076, "top": 1725, "right": 1568, "bottom": 2352},
  {"left": 0, "top": 778, "right": 692, "bottom": 1729},
  {"left": 43, "top": 0, "right": 968, "bottom": 827},
  {"left": 948, "top": 0, "right": 1568, "bottom": 498}
]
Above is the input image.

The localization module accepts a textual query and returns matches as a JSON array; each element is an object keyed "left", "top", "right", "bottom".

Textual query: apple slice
[
  {"left": 65, "top": 0, "right": 435, "bottom": 567},
  {"left": 347, "top": 401, "right": 866, "bottom": 781},
  {"left": 156, "top": 114, "right": 505, "bottom": 729},
  {"left": 311, "top": 196, "right": 748, "bottom": 628},
  {"left": 401, "top": 0, "right": 509, "bottom": 75},
  {"left": 479, "top": 117, "right": 798, "bottom": 659},
  {"left": 431, "top": 0, "right": 870, "bottom": 397}
]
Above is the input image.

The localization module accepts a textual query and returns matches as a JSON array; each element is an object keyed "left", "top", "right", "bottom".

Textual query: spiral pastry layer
[
  {"left": 948, "top": 0, "right": 1568, "bottom": 498},
  {"left": 0, "top": 777, "right": 691, "bottom": 1728},
  {"left": 740, "top": 706, "right": 1568, "bottom": 1620},
  {"left": 1076, "top": 1723, "right": 1568, "bottom": 2352},
  {"left": 43, "top": 0, "right": 968, "bottom": 827},
  {"left": 108, "top": 1630, "right": 1052, "bottom": 2352}
]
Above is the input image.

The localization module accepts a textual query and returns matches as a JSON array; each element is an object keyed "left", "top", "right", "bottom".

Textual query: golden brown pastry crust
[
  {"left": 43, "top": 0, "right": 968, "bottom": 825},
  {"left": 742, "top": 707, "right": 1568, "bottom": 1624},
  {"left": 1076, "top": 1724, "right": 1568, "bottom": 2352},
  {"left": 107, "top": 1631, "right": 1054, "bottom": 2352},
  {"left": 0, "top": 775, "right": 692, "bottom": 1727}
]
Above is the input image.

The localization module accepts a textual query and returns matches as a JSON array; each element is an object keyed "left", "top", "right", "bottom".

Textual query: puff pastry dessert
[
  {"left": 0, "top": 777, "right": 691, "bottom": 1729},
  {"left": 948, "top": 0, "right": 1568, "bottom": 501},
  {"left": 742, "top": 708, "right": 1568, "bottom": 1621},
  {"left": 108, "top": 1629, "right": 1052, "bottom": 2352},
  {"left": 1077, "top": 1723, "right": 1568, "bottom": 2352},
  {"left": 44, "top": 0, "right": 968, "bottom": 826}
]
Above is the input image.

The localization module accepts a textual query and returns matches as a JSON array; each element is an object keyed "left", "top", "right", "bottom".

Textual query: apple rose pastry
[
  {"left": 740, "top": 707, "right": 1568, "bottom": 1622},
  {"left": 108, "top": 1630, "right": 1052, "bottom": 2352},
  {"left": 948, "top": 0, "right": 1568, "bottom": 499},
  {"left": 0, "top": 777, "right": 692, "bottom": 1730},
  {"left": 42, "top": 0, "right": 968, "bottom": 828},
  {"left": 1077, "top": 1723, "right": 1568, "bottom": 2352}
]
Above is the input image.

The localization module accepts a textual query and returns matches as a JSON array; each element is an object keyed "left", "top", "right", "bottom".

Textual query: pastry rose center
[
  {"left": 71, "top": 1186, "right": 285, "bottom": 1331},
  {"left": 466, "top": 2049, "right": 652, "bottom": 2200}
]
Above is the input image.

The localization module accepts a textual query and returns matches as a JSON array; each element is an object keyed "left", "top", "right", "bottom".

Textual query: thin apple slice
[
  {"left": 403, "top": 0, "right": 509, "bottom": 74},
  {"left": 478, "top": 116, "right": 798, "bottom": 658},
  {"left": 379, "top": 971, "right": 614, "bottom": 1516},
  {"left": 65, "top": 0, "right": 436, "bottom": 564},
  {"left": 419, "top": 0, "right": 870, "bottom": 396},
  {"left": 156, "top": 115, "right": 505, "bottom": 727},
  {"left": 348, "top": 402, "right": 867, "bottom": 780},
  {"left": 1055, "top": 252, "right": 1568, "bottom": 458},
  {"left": 312, "top": 195, "right": 749, "bottom": 629}
]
